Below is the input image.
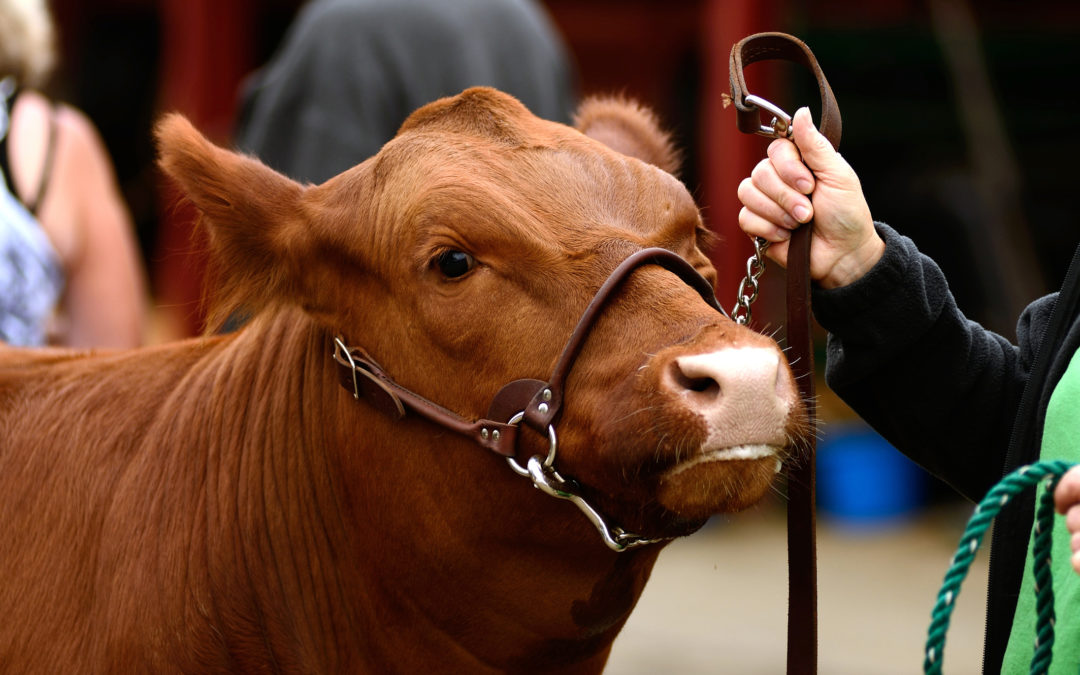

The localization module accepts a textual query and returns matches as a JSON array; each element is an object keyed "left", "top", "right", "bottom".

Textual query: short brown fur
[{"left": 0, "top": 88, "right": 807, "bottom": 672}]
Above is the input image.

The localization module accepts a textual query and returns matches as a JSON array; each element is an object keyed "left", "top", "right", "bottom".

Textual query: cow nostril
[
  {"left": 670, "top": 362, "right": 721, "bottom": 397},
  {"left": 686, "top": 376, "right": 717, "bottom": 394},
  {"left": 668, "top": 348, "right": 789, "bottom": 422}
]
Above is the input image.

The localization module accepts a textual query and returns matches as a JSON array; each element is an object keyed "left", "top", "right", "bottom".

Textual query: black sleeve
[{"left": 811, "top": 223, "right": 1056, "bottom": 501}]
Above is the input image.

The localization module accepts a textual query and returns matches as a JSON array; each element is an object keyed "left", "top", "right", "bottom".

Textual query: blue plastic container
[{"left": 816, "top": 424, "right": 927, "bottom": 528}]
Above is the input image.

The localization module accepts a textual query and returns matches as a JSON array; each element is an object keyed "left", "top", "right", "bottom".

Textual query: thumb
[{"left": 790, "top": 107, "right": 838, "bottom": 175}]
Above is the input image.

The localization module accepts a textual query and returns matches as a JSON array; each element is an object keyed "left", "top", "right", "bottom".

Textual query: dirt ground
[{"left": 605, "top": 504, "right": 988, "bottom": 674}]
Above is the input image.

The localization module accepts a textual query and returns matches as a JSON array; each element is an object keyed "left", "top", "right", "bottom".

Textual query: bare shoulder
[
  {"left": 46, "top": 101, "right": 126, "bottom": 231},
  {"left": 6, "top": 89, "right": 53, "bottom": 201},
  {"left": 52, "top": 102, "right": 113, "bottom": 173},
  {"left": 8, "top": 94, "right": 115, "bottom": 201},
  {"left": 9, "top": 88, "right": 52, "bottom": 122}
]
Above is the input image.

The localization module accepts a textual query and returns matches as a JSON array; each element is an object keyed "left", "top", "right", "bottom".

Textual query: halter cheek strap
[
  {"left": 333, "top": 247, "right": 725, "bottom": 551},
  {"left": 334, "top": 247, "right": 725, "bottom": 465},
  {"left": 333, "top": 339, "right": 524, "bottom": 458}
]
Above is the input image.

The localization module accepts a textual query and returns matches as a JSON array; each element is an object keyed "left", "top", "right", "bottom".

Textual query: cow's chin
[{"left": 655, "top": 445, "right": 783, "bottom": 523}]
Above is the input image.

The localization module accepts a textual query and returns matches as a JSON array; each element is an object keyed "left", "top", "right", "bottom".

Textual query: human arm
[
  {"left": 736, "top": 106, "right": 1048, "bottom": 500},
  {"left": 32, "top": 100, "right": 146, "bottom": 348},
  {"left": 812, "top": 224, "right": 1051, "bottom": 500},
  {"left": 737, "top": 107, "right": 883, "bottom": 288}
]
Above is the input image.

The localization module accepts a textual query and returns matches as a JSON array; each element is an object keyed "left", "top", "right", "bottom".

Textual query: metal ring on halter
[
  {"left": 524, "top": 456, "right": 667, "bottom": 552},
  {"left": 504, "top": 410, "right": 558, "bottom": 477}
]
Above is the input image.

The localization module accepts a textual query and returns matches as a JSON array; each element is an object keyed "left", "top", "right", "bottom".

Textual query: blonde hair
[{"left": 0, "top": 0, "right": 56, "bottom": 88}]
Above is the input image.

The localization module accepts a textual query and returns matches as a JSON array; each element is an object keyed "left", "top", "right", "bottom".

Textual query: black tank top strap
[
  {"left": 0, "top": 86, "right": 16, "bottom": 199},
  {"left": 25, "top": 103, "right": 58, "bottom": 215},
  {"left": 0, "top": 141, "right": 15, "bottom": 199},
  {"left": 0, "top": 89, "right": 59, "bottom": 216}
]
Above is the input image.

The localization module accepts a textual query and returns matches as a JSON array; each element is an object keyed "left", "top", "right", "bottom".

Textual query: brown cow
[{"left": 0, "top": 88, "right": 808, "bottom": 673}]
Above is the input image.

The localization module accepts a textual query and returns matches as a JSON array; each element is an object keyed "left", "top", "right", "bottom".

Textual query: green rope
[{"left": 923, "top": 459, "right": 1077, "bottom": 675}]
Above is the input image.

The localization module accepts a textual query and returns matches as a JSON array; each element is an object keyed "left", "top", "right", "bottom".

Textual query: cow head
[{"left": 157, "top": 88, "right": 808, "bottom": 546}]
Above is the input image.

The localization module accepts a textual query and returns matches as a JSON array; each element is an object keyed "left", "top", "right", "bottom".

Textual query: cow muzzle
[{"left": 650, "top": 340, "right": 799, "bottom": 520}]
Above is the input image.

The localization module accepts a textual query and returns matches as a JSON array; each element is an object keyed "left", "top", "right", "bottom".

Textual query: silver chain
[
  {"left": 730, "top": 94, "right": 794, "bottom": 325},
  {"left": 731, "top": 236, "right": 770, "bottom": 325}
]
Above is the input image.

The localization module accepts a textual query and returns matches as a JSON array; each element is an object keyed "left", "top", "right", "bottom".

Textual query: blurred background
[{"left": 38, "top": 0, "right": 1078, "bottom": 671}]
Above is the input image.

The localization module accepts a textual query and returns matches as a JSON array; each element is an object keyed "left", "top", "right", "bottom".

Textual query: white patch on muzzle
[
  {"left": 662, "top": 345, "right": 795, "bottom": 476},
  {"left": 664, "top": 443, "right": 780, "bottom": 479}
]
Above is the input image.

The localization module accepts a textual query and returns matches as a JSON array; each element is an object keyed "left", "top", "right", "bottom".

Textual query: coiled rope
[{"left": 924, "top": 459, "right": 1078, "bottom": 674}]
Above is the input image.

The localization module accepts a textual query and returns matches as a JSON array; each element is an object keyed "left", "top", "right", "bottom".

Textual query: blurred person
[
  {"left": 0, "top": 0, "right": 146, "bottom": 347},
  {"left": 738, "top": 107, "right": 1080, "bottom": 673},
  {"left": 234, "top": 0, "right": 577, "bottom": 184}
]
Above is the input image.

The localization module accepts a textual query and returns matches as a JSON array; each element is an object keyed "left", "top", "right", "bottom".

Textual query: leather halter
[{"left": 334, "top": 247, "right": 726, "bottom": 550}]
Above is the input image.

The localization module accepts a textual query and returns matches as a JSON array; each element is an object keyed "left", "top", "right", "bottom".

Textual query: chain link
[{"left": 731, "top": 236, "right": 770, "bottom": 325}]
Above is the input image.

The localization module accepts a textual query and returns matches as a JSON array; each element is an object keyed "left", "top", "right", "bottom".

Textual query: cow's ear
[
  {"left": 155, "top": 113, "right": 309, "bottom": 329},
  {"left": 574, "top": 96, "right": 682, "bottom": 176}
]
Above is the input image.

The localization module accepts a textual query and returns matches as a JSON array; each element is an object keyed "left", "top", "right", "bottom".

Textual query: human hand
[
  {"left": 1054, "top": 465, "right": 1080, "bottom": 574},
  {"left": 737, "top": 107, "right": 884, "bottom": 289}
]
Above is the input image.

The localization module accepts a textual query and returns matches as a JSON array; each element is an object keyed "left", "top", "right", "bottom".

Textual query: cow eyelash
[
  {"left": 695, "top": 224, "right": 719, "bottom": 253},
  {"left": 431, "top": 248, "right": 477, "bottom": 279}
]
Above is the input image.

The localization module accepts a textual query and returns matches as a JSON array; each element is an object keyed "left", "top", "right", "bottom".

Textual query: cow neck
[
  {"left": 333, "top": 247, "right": 727, "bottom": 552},
  {"left": 187, "top": 313, "right": 360, "bottom": 670}
]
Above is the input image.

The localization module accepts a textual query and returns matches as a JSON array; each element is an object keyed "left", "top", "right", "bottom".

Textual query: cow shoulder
[{"left": 573, "top": 96, "right": 681, "bottom": 176}]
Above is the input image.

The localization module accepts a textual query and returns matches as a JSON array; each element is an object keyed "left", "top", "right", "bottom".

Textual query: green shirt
[{"left": 1002, "top": 348, "right": 1080, "bottom": 673}]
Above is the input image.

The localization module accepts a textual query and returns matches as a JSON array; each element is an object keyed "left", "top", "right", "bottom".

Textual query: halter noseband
[{"left": 333, "top": 247, "right": 726, "bottom": 551}]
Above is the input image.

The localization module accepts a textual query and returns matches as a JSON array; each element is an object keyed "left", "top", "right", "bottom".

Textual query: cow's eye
[{"left": 435, "top": 249, "right": 476, "bottom": 278}]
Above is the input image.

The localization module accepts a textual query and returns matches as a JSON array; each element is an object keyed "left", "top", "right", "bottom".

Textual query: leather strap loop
[{"left": 729, "top": 32, "right": 842, "bottom": 150}]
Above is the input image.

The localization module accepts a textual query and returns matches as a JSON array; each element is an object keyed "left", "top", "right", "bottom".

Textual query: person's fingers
[
  {"left": 790, "top": 107, "right": 841, "bottom": 177},
  {"left": 767, "top": 137, "right": 815, "bottom": 195},
  {"left": 1071, "top": 525, "right": 1080, "bottom": 574},
  {"left": 737, "top": 227, "right": 790, "bottom": 270},
  {"left": 737, "top": 176, "right": 801, "bottom": 231},
  {"left": 738, "top": 204, "right": 792, "bottom": 244},
  {"left": 749, "top": 158, "right": 814, "bottom": 224},
  {"left": 1067, "top": 504, "right": 1080, "bottom": 533},
  {"left": 1067, "top": 506, "right": 1080, "bottom": 574},
  {"left": 1054, "top": 466, "right": 1080, "bottom": 514}
]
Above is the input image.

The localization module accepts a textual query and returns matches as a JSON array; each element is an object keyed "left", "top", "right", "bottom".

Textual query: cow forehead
[{"left": 373, "top": 142, "right": 695, "bottom": 263}]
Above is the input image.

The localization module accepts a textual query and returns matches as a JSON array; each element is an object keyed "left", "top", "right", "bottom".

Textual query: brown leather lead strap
[
  {"left": 785, "top": 221, "right": 818, "bottom": 675},
  {"left": 728, "top": 31, "right": 841, "bottom": 675}
]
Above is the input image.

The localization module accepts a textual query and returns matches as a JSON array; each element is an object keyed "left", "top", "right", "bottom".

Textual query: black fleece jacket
[{"left": 811, "top": 223, "right": 1080, "bottom": 673}]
